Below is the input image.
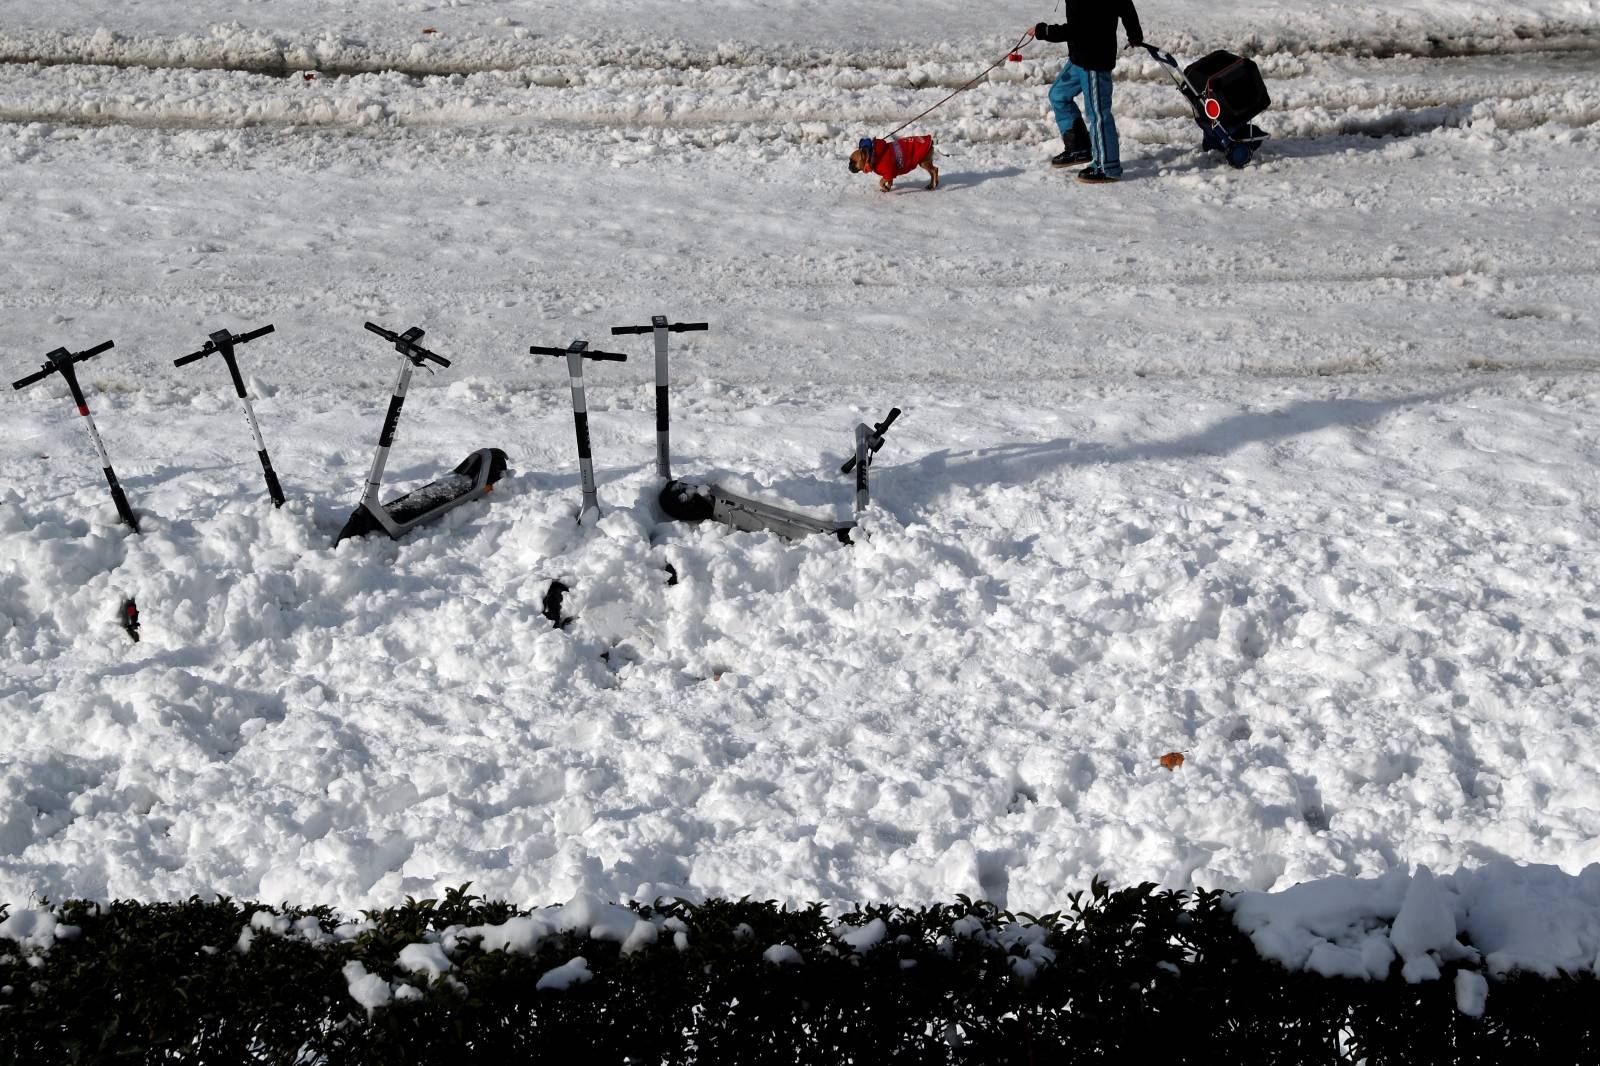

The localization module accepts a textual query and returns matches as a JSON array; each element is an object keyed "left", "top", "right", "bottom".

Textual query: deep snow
[{"left": 1, "top": 0, "right": 1598, "bottom": 989}]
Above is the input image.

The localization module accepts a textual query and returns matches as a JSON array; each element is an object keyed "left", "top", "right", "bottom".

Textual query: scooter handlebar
[
  {"left": 365, "top": 321, "right": 449, "bottom": 367},
  {"left": 839, "top": 406, "right": 903, "bottom": 473},
  {"left": 11, "top": 366, "right": 54, "bottom": 390},
  {"left": 174, "top": 336, "right": 220, "bottom": 368},
  {"left": 531, "top": 345, "right": 628, "bottom": 362},
  {"left": 13, "top": 340, "right": 114, "bottom": 390},
  {"left": 173, "top": 323, "right": 274, "bottom": 367},
  {"left": 609, "top": 321, "right": 709, "bottom": 335}
]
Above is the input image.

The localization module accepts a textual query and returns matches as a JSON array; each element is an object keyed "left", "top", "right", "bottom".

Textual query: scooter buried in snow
[
  {"left": 610, "top": 316, "right": 902, "bottom": 543},
  {"left": 173, "top": 323, "right": 286, "bottom": 507},
  {"left": 531, "top": 339, "right": 629, "bottom": 523},
  {"left": 11, "top": 338, "right": 141, "bottom": 533},
  {"left": 530, "top": 338, "right": 631, "bottom": 629},
  {"left": 333, "top": 322, "right": 508, "bottom": 547}
]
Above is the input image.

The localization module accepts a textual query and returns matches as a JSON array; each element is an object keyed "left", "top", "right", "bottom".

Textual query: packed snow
[{"left": 1, "top": 0, "right": 1598, "bottom": 987}]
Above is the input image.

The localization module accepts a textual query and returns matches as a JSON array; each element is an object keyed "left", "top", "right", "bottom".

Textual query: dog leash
[{"left": 881, "top": 30, "right": 1035, "bottom": 140}]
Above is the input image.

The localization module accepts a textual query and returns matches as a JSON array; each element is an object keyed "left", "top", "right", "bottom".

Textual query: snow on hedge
[
  {"left": 1233, "top": 860, "right": 1600, "bottom": 1010},
  {"left": 0, "top": 909, "right": 79, "bottom": 954}
]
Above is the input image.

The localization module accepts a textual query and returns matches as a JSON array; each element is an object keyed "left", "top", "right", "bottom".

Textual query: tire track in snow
[
  {"left": 3, "top": 51, "right": 1599, "bottom": 143},
  {"left": 2, "top": 97, "right": 1595, "bottom": 144}
]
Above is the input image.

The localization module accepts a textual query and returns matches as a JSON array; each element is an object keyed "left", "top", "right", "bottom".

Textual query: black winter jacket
[{"left": 1036, "top": 0, "right": 1143, "bottom": 73}]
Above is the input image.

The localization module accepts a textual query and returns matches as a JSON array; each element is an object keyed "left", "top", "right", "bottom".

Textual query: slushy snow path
[{"left": 1, "top": 4, "right": 1598, "bottom": 919}]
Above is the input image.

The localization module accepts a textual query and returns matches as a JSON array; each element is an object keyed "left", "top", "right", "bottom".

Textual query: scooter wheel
[{"left": 1227, "top": 144, "right": 1253, "bottom": 169}]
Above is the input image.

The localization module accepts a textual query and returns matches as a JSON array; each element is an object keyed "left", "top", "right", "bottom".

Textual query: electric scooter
[
  {"left": 530, "top": 339, "right": 629, "bottom": 522},
  {"left": 11, "top": 338, "right": 141, "bottom": 532},
  {"left": 333, "top": 321, "right": 507, "bottom": 546},
  {"left": 610, "top": 316, "right": 900, "bottom": 542},
  {"left": 173, "top": 323, "right": 286, "bottom": 507}
]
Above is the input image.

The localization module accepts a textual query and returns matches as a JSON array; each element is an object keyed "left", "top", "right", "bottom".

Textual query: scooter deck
[
  {"left": 385, "top": 471, "right": 478, "bottom": 522},
  {"left": 336, "top": 447, "right": 507, "bottom": 543}
]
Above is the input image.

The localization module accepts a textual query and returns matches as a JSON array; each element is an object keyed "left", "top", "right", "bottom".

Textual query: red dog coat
[{"left": 866, "top": 136, "right": 934, "bottom": 180}]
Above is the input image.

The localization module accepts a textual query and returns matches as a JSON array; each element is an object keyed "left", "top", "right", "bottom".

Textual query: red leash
[{"left": 882, "top": 31, "right": 1034, "bottom": 140}]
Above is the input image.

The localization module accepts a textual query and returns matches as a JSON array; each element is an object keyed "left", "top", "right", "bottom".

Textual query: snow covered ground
[
  {"left": 1, "top": 0, "right": 1598, "bottom": 963},
  {"left": 4, "top": 0, "right": 1599, "bottom": 67}
]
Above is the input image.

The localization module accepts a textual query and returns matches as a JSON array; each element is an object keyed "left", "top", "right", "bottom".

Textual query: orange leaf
[
  {"left": 1159, "top": 752, "right": 1185, "bottom": 771},
  {"left": 422, "top": 27, "right": 438, "bottom": 34}
]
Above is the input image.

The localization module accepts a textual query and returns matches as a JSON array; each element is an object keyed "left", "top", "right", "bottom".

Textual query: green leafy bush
[{"left": 0, "top": 881, "right": 1593, "bottom": 1064}]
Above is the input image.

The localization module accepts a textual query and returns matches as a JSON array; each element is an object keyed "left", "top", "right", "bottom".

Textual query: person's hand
[{"left": 1025, "top": 25, "right": 1037, "bottom": 38}]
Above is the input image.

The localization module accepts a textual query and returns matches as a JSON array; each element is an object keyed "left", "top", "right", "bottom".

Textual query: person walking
[{"left": 1027, "top": 1, "right": 1144, "bottom": 183}]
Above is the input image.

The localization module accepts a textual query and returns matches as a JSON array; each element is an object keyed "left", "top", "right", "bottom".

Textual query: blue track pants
[{"left": 1049, "top": 62, "right": 1121, "bottom": 177}]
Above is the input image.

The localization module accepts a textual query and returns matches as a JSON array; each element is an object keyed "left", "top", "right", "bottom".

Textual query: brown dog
[{"left": 849, "top": 135, "right": 939, "bottom": 192}]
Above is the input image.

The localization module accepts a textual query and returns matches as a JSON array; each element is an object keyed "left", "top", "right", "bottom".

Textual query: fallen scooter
[{"left": 610, "top": 316, "right": 901, "bottom": 543}]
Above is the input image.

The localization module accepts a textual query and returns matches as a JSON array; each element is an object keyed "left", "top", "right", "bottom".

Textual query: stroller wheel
[{"left": 1227, "top": 144, "right": 1253, "bottom": 169}]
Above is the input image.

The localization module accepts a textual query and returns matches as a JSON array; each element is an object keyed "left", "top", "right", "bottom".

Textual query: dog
[{"left": 849, "top": 135, "right": 939, "bottom": 192}]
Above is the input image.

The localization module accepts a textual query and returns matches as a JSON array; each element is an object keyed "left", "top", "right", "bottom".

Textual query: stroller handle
[{"left": 1142, "top": 43, "right": 1178, "bottom": 67}]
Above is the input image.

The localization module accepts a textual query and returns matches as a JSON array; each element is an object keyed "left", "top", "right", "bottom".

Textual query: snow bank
[
  {"left": 3, "top": 126, "right": 1599, "bottom": 909},
  {"left": 1, "top": 0, "right": 1598, "bottom": 929}
]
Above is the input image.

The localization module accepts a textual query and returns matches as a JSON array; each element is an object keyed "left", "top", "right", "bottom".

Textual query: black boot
[
  {"left": 1051, "top": 118, "right": 1092, "bottom": 168},
  {"left": 1052, "top": 143, "right": 1092, "bottom": 167}
]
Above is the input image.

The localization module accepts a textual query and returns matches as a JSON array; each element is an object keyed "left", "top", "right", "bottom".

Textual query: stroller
[{"left": 1143, "top": 43, "right": 1270, "bottom": 168}]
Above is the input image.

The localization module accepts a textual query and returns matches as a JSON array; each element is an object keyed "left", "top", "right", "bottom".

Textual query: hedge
[{"left": 1, "top": 880, "right": 1595, "bottom": 1064}]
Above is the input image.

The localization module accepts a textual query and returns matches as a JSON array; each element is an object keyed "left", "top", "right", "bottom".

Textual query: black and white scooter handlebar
[
  {"left": 363, "top": 321, "right": 451, "bottom": 368},
  {"left": 840, "top": 407, "right": 902, "bottom": 474},
  {"left": 174, "top": 324, "right": 275, "bottom": 367},
  {"left": 610, "top": 320, "right": 708, "bottom": 336},
  {"left": 11, "top": 340, "right": 115, "bottom": 391},
  {"left": 531, "top": 344, "right": 629, "bottom": 362}
]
